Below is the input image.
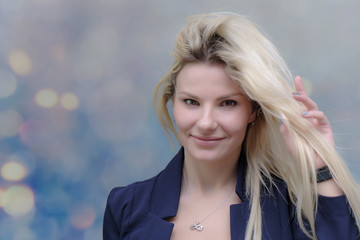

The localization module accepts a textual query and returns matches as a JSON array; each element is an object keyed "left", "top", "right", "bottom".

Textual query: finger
[
  {"left": 292, "top": 93, "right": 318, "bottom": 111},
  {"left": 301, "top": 111, "right": 329, "bottom": 125},
  {"left": 294, "top": 76, "right": 308, "bottom": 96}
]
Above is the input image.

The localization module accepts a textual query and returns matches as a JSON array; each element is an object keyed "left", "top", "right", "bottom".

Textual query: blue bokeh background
[{"left": 0, "top": 0, "right": 359, "bottom": 239}]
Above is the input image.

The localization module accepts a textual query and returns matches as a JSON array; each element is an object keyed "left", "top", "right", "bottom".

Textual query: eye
[
  {"left": 184, "top": 99, "right": 199, "bottom": 106},
  {"left": 221, "top": 100, "right": 237, "bottom": 107}
]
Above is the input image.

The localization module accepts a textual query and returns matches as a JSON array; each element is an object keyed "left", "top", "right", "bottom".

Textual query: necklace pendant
[{"left": 190, "top": 222, "right": 203, "bottom": 231}]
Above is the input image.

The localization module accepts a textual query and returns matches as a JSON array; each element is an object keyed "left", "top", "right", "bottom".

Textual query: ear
[
  {"left": 248, "top": 101, "right": 258, "bottom": 123},
  {"left": 248, "top": 109, "right": 256, "bottom": 123}
]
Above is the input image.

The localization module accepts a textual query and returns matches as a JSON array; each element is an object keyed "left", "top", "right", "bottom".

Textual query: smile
[{"left": 191, "top": 135, "right": 224, "bottom": 146}]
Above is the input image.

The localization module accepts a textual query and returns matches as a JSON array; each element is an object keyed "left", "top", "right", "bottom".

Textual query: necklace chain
[{"left": 183, "top": 173, "right": 235, "bottom": 232}]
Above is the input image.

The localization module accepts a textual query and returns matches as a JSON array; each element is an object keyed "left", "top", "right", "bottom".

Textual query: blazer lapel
[
  {"left": 132, "top": 212, "right": 174, "bottom": 240},
  {"left": 230, "top": 203, "right": 250, "bottom": 239},
  {"left": 141, "top": 148, "right": 184, "bottom": 239},
  {"left": 230, "top": 149, "right": 251, "bottom": 239}
]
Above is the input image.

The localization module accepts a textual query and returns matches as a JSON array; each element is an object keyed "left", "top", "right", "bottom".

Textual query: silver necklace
[{"left": 183, "top": 173, "right": 235, "bottom": 232}]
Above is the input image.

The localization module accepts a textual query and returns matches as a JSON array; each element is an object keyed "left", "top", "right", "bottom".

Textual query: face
[{"left": 173, "top": 62, "right": 256, "bottom": 164}]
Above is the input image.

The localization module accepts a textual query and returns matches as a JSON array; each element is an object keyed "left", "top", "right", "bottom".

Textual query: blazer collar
[
  {"left": 149, "top": 147, "right": 249, "bottom": 219},
  {"left": 235, "top": 148, "right": 249, "bottom": 203},
  {"left": 150, "top": 147, "right": 184, "bottom": 219}
]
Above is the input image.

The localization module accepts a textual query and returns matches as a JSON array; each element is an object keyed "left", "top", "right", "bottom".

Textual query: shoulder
[
  {"left": 103, "top": 176, "right": 159, "bottom": 237},
  {"left": 106, "top": 175, "right": 158, "bottom": 214},
  {"left": 104, "top": 148, "right": 184, "bottom": 238},
  {"left": 105, "top": 148, "right": 184, "bottom": 220}
]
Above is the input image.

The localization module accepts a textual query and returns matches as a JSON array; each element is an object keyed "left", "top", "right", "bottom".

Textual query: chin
[{"left": 185, "top": 147, "right": 228, "bottom": 163}]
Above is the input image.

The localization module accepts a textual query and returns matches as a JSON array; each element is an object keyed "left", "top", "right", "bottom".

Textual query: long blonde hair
[{"left": 153, "top": 12, "right": 360, "bottom": 240}]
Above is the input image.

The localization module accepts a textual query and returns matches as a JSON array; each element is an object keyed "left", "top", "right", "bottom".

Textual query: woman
[{"left": 103, "top": 12, "right": 360, "bottom": 240}]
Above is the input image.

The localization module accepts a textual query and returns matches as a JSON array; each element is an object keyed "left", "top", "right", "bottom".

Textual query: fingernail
[
  {"left": 301, "top": 112, "right": 309, "bottom": 115},
  {"left": 292, "top": 92, "right": 301, "bottom": 95}
]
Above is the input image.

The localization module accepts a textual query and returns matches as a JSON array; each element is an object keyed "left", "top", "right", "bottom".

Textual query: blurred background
[{"left": 0, "top": 0, "right": 359, "bottom": 239}]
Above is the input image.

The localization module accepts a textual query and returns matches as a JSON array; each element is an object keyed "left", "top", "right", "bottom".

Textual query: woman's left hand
[
  {"left": 280, "top": 76, "right": 344, "bottom": 196},
  {"left": 280, "top": 76, "right": 335, "bottom": 169}
]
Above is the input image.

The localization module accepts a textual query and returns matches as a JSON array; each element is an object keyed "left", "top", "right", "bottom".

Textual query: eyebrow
[{"left": 177, "top": 91, "right": 245, "bottom": 100}]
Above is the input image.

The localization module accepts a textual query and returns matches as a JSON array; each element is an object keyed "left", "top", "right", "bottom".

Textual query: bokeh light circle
[
  {"left": 2, "top": 185, "right": 35, "bottom": 217},
  {"left": 0, "top": 70, "right": 17, "bottom": 98},
  {"left": 70, "top": 204, "right": 96, "bottom": 229},
  {"left": 1, "top": 161, "right": 27, "bottom": 181},
  {"left": 8, "top": 49, "right": 33, "bottom": 76},
  {"left": 35, "top": 89, "right": 58, "bottom": 108},
  {"left": 60, "top": 92, "right": 79, "bottom": 110},
  {"left": 0, "top": 109, "right": 23, "bottom": 137}
]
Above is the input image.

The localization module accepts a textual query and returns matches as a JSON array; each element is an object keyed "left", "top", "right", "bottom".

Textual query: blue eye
[
  {"left": 184, "top": 99, "right": 199, "bottom": 106},
  {"left": 221, "top": 100, "right": 237, "bottom": 107}
]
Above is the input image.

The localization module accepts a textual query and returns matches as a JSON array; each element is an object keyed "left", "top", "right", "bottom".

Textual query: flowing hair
[{"left": 153, "top": 12, "right": 360, "bottom": 240}]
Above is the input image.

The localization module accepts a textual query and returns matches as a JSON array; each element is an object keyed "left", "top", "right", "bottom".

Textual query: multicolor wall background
[{"left": 0, "top": 0, "right": 359, "bottom": 239}]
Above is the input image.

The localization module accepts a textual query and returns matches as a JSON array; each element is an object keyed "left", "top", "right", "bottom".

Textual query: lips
[{"left": 191, "top": 135, "right": 224, "bottom": 146}]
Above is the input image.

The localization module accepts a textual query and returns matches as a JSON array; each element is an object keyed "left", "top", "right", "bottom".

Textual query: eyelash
[
  {"left": 184, "top": 99, "right": 199, "bottom": 106},
  {"left": 183, "top": 99, "right": 237, "bottom": 107},
  {"left": 221, "top": 100, "right": 237, "bottom": 107}
]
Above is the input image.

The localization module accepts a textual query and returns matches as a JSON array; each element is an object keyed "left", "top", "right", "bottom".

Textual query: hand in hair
[
  {"left": 293, "top": 76, "right": 335, "bottom": 168},
  {"left": 279, "top": 76, "right": 335, "bottom": 169},
  {"left": 280, "top": 76, "right": 343, "bottom": 196}
]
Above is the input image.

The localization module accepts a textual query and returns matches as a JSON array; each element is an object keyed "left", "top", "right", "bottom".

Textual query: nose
[{"left": 197, "top": 105, "right": 217, "bottom": 131}]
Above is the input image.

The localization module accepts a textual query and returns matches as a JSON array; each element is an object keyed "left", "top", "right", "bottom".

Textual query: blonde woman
[{"left": 103, "top": 12, "right": 360, "bottom": 240}]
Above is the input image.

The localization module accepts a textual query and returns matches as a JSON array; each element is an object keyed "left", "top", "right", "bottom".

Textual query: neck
[{"left": 182, "top": 150, "right": 239, "bottom": 194}]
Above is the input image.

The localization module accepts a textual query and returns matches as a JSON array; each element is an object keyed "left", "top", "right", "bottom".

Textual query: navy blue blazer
[{"left": 103, "top": 148, "right": 359, "bottom": 239}]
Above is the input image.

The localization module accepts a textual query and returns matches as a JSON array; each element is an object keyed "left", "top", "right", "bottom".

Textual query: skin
[{"left": 173, "top": 62, "right": 255, "bottom": 191}]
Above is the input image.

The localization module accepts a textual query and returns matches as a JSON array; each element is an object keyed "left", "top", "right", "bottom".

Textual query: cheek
[
  {"left": 219, "top": 112, "right": 250, "bottom": 134},
  {"left": 173, "top": 104, "right": 195, "bottom": 131}
]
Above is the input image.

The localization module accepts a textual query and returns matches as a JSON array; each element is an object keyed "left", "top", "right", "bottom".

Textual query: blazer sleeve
[
  {"left": 291, "top": 195, "right": 360, "bottom": 239},
  {"left": 103, "top": 186, "right": 135, "bottom": 240}
]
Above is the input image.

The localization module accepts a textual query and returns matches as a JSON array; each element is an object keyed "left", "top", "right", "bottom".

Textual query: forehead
[{"left": 175, "top": 62, "right": 244, "bottom": 94}]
